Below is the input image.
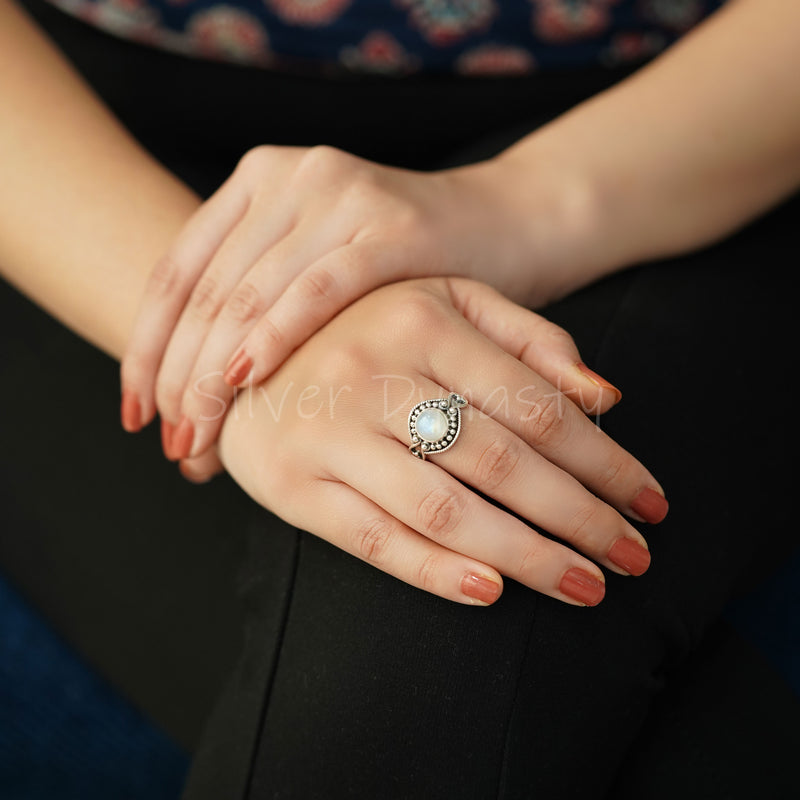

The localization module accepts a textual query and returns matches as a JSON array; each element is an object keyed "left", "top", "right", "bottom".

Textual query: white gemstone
[{"left": 415, "top": 408, "right": 449, "bottom": 442}]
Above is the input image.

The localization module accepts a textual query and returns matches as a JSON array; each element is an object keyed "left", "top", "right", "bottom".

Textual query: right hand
[{"left": 211, "top": 277, "right": 667, "bottom": 607}]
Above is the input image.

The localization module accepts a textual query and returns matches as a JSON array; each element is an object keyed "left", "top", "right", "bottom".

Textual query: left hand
[
  {"left": 120, "top": 144, "right": 566, "bottom": 459},
  {"left": 189, "top": 277, "right": 659, "bottom": 606}
]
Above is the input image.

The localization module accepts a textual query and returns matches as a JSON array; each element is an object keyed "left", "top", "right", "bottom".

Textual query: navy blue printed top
[{"left": 45, "top": 0, "right": 725, "bottom": 75}]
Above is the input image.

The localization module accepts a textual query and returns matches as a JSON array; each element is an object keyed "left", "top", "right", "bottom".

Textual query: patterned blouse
[{"left": 45, "top": 0, "right": 725, "bottom": 76}]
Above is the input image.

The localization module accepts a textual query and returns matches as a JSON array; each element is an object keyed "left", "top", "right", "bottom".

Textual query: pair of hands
[{"left": 120, "top": 145, "right": 668, "bottom": 607}]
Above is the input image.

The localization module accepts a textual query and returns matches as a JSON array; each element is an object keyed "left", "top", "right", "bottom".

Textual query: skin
[
  {"left": 6, "top": 0, "right": 798, "bottom": 604},
  {"left": 0, "top": 0, "right": 659, "bottom": 607},
  {"left": 119, "top": 0, "right": 800, "bottom": 464},
  {"left": 216, "top": 276, "right": 663, "bottom": 607}
]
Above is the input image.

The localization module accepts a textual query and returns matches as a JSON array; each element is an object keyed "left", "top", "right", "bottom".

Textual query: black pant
[{"left": 3, "top": 2, "right": 799, "bottom": 798}]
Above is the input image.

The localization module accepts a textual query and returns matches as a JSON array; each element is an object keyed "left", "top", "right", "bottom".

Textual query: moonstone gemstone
[{"left": 415, "top": 407, "right": 449, "bottom": 442}]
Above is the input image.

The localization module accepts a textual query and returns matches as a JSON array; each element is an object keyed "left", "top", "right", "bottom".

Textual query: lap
[
  {"left": 4, "top": 6, "right": 798, "bottom": 793},
  {"left": 183, "top": 194, "right": 800, "bottom": 798}
]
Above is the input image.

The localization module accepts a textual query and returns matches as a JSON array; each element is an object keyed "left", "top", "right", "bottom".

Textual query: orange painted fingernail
[
  {"left": 170, "top": 416, "right": 195, "bottom": 461},
  {"left": 160, "top": 418, "right": 175, "bottom": 459},
  {"left": 120, "top": 389, "right": 142, "bottom": 433},
  {"left": 576, "top": 363, "right": 622, "bottom": 404},
  {"left": 559, "top": 568, "right": 605, "bottom": 607},
  {"left": 223, "top": 350, "right": 253, "bottom": 386},
  {"left": 461, "top": 573, "right": 502, "bottom": 605},
  {"left": 630, "top": 487, "right": 669, "bottom": 524},
  {"left": 608, "top": 537, "right": 651, "bottom": 576}
]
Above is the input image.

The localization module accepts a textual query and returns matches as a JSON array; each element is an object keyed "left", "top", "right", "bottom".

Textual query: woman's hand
[
  {"left": 203, "top": 277, "right": 667, "bottom": 608},
  {"left": 120, "top": 144, "right": 580, "bottom": 458}
]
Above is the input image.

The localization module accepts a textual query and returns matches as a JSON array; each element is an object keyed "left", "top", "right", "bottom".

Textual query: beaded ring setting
[{"left": 408, "top": 393, "right": 468, "bottom": 461}]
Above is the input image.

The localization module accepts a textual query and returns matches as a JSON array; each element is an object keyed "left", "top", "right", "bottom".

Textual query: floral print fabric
[{"left": 45, "top": 0, "right": 725, "bottom": 75}]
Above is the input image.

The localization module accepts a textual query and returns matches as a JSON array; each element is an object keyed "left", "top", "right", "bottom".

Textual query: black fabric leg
[
  {"left": 3, "top": 3, "right": 798, "bottom": 796},
  {"left": 183, "top": 194, "right": 799, "bottom": 799}
]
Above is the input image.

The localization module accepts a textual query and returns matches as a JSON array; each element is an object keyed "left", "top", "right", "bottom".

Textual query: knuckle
[
  {"left": 545, "top": 322, "right": 577, "bottom": 352},
  {"left": 253, "top": 314, "right": 284, "bottom": 352},
  {"left": 516, "top": 543, "right": 543, "bottom": 582},
  {"left": 225, "top": 281, "right": 264, "bottom": 324},
  {"left": 155, "top": 381, "right": 184, "bottom": 418},
  {"left": 388, "top": 198, "right": 427, "bottom": 234},
  {"left": 417, "top": 487, "right": 464, "bottom": 540},
  {"left": 474, "top": 439, "right": 522, "bottom": 493},
  {"left": 314, "top": 340, "right": 372, "bottom": 387},
  {"left": 340, "top": 172, "right": 381, "bottom": 211},
  {"left": 120, "top": 350, "right": 153, "bottom": 386},
  {"left": 564, "top": 500, "right": 603, "bottom": 550},
  {"left": 353, "top": 517, "right": 394, "bottom": 565},
  {"left": 523, "top": 392, "right": 567, "bottom": 448},
  {"left": 237, "top": 144, "right": 278, "bottom": 175},
  {"left": 415, "top": 552, "right": 441, "bottom": 594},
  {"left": 298, "top": 267, "right": 338, "bottom": 304},
  {"left": 384, "top": 290, "right": 449, "bottom": 341},
  {"left": 593, "top": 455, "right": 628, "bottom": 494},
  {"left": 296, "top": 145, "right": 350, "bottom": 181},
  {"left": 147, "top": 254, "right": 184, "bottom": 298},
  {"left": 188, "top": 274, "right": 225, "bottom": 322}
]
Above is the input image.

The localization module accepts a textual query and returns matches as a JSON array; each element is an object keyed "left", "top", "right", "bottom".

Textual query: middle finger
[{"left": 384, "top": 392, "right": 651, "bottom": 577}]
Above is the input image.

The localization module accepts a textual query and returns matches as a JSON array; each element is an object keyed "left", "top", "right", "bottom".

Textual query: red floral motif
[
  {"left": 601, "top": 30, "right": 666, "bottom": 64},
  {"left": 264, "top": 0, "right": 352, "bottom": 27},
  {"left": 64, "top": 0, "right": 161, "bottom": 42},
  {"left": 340, "top": 30, "right": 421, "bottom": 73},
  {"left": 456, "top": 43, "right": 536, "bottom": 75},
  {"left": 530, "top": 0, "right": 618, "bottom": 42},
  {"left": 638, "top": 0, "right": 704, "bottom": 32},
  {"left": 186, "top": 8, "right": 271, "bottom": 64},
  {"left": 397, "top": 0, "right": 497, "bottom": 47}
]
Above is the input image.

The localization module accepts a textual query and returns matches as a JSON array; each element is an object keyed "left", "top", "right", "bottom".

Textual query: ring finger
[
  {"left": 331, "top": 418, "right": 608, "bottom": 607},
  {"left": 384, "top": 387, "right": 651, "bottom": 577}
]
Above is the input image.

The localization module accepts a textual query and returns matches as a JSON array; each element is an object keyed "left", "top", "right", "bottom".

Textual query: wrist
[{"left": 448, "top": 140, "right": 611, "bottom": 308}]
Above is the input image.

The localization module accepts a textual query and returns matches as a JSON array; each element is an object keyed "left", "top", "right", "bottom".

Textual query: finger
[
  {"left": 287, "top": 479, "right": 505, "bottom": 606},
  {"left": 384, "top": 397, "right": 650, "bottom": 577},
  {"left": 153, "top": 196, "right": 297, "bottom": 432},
  {"left": 331, "top": 433, "right": 607, "bottom": 607},
  {"left": 430, "top": 293, "right": 668, "bottom": 524},
  {"left": 178, "top": 450, "right": 224, "bottom": 484},
  {"left": 223, "top": 238, "right": 411, "bottom": 387},
  {"left": 447, "top": 278, "right": 622, "bottom": 416},
  {"left": 120, "top": 173, "right": 250, "bottom": 429},
  {"left": 173, "top": 212, "right": 358, "bottom": 458}
]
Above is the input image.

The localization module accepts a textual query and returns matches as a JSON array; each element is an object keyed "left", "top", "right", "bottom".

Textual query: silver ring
[{"left": 408, "top": 393, "right": 468, "bottom": 461}]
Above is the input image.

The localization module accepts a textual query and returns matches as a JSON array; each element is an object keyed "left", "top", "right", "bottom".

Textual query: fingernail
[
  {"left": 576, "top": 363, "right": 622, "bottom": 404},
  {"left": 608, "top": 537, "right": 651, "bottom": 576},
  {"left": 223, "top": 350, "right": 253, "bottom": 386},
  {"left": 120, "top": 389, "right": 142, "bottom": 433},
  {"left": 178, "top": 460, "right": 213, "bottom": 484},
  {"left": 630, "top": 487, "right": 669, "bottom": 524},
  {"left": 461, "top": 572, "right": 502, "bottom": 605},
  {"left": 559, "top": 568, "right": 605, "bottom": 607},
  {"left": 170, "top": 416, "right": 195, "bottom": 461},
  {"left": 160, "top": 418, "right": 175, "bottom": 459}
]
